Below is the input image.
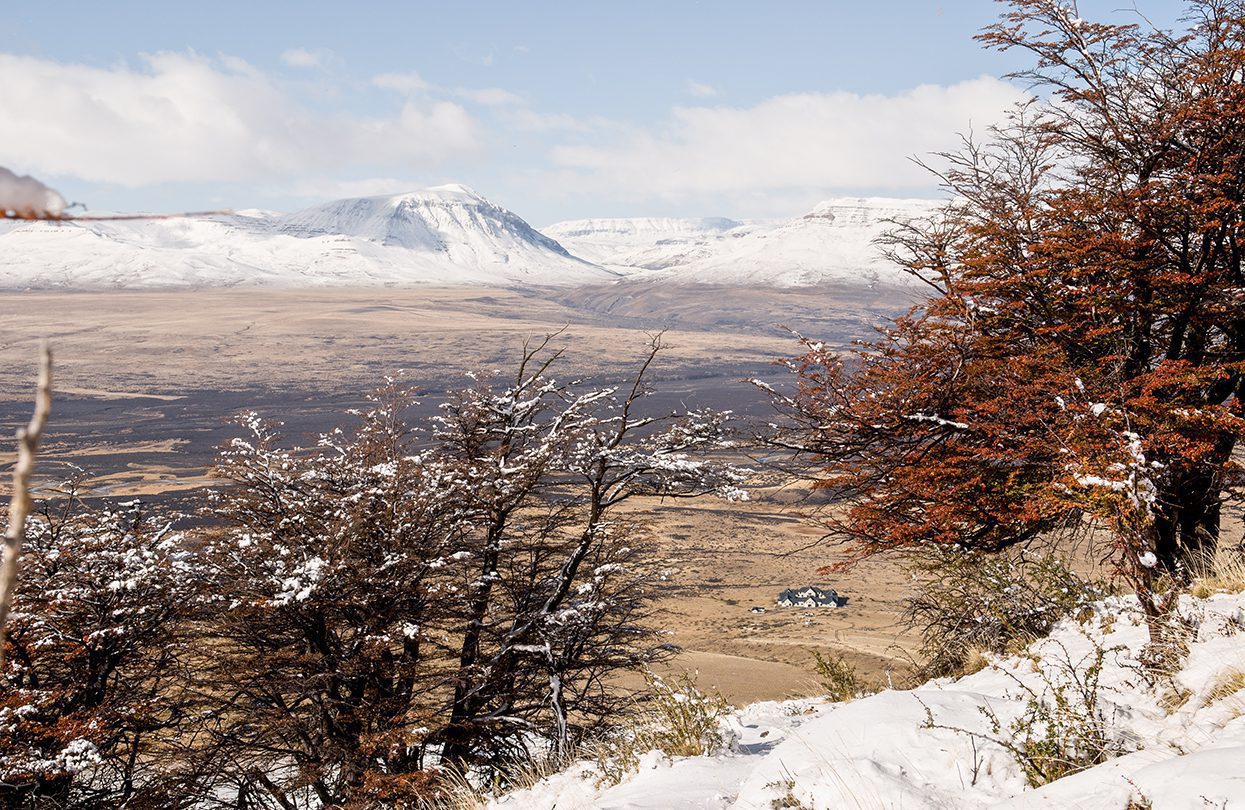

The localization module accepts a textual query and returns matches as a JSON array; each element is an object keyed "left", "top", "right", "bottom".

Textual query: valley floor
[{"left": 0, "top": 285, "right": 916, "bottom": 702}]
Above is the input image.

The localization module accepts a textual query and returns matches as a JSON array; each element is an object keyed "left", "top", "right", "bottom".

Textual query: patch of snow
[{"left": 492, "top": 591, "right": 1245, "bottom": 809}]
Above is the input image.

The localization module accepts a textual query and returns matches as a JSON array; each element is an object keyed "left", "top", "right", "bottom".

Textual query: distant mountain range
[
  {"left": 545, "top": 198, "right": 939, "bottom": 287},
  {"left": 0, "top": 184, "right": 941, "bottom": 289}
]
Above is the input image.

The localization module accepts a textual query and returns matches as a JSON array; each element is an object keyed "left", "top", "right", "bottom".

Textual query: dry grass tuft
[
  {"left": 589, "top": 670, "right": 731, "bottom": 787},
  {"left": 1206, "top": 668, "right": 1245, "bottom": 705},
  {"left": 1189, "top": 546, "right": 1245, "bottom": 598},
  {"left": 1157, "top": 685, "right": 1193, "bottom": 714}
]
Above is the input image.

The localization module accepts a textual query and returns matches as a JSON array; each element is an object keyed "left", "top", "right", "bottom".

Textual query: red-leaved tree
[{"left": 769, "top": 0, "right": 1245, "bottom": 652}]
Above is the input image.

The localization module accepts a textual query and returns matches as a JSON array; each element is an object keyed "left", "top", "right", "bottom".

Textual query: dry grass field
[{"left": 0, "top": 284, "right": 920, "bottom": 703}]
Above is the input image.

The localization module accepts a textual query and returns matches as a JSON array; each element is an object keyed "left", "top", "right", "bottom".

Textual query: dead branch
[{"left": 0, "top": 343, "right": 53, "bottom": 668}]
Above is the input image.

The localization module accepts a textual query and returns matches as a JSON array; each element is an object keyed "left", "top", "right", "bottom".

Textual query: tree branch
[{"left": 0, "top": 342, "right": 53, "bottom": 668}]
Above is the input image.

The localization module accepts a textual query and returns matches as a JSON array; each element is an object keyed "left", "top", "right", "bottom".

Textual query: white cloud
[
  {"left": 0, "top": 52, "right": 479, "bottom": 186},
  {"left": 289, "top": 176, "right": 429, "bottom": 200},
  {"left": 371, "top": 71, "right": 522, "bottom": 108},
  {"left": 280, "top": 48, "right": 327, "bottom": 69},
  {"left": 371, "top": 71, "right": 429, "bottom": 95},
  {"left": 546, "top": 76, "right": 1026, "bottom": 200},
  {"left": 686, "top": 80, "right": 719, "bottom": 98}
]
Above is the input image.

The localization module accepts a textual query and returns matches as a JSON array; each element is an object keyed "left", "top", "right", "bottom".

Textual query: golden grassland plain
[{"left": 0, "top": 286, "right": 920, "bottom": 703}]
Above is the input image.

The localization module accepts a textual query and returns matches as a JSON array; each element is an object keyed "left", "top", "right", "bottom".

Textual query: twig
[
  {"left": 2, "top": 210, "right": 233, "bottom": 222},
  {"left": 0, "top": 343, "right": 53, "bottom": 668}
]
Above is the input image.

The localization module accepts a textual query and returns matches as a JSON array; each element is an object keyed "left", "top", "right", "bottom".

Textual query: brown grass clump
[
  {"left": 1205, "top": 669, "right": 1245, "bottom": 705},
  {"left": 1190, "top": 546, "right": 1245, "bottom": 598},
  {"left": 590, "top": 671, "right": 731, "bottom": 786}
]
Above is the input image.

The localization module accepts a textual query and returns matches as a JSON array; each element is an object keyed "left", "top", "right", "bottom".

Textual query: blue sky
[{"left": 0, "top": 1, "right": 1186, "bottom": 224}]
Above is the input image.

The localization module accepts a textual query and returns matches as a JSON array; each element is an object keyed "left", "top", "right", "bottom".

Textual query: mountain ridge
[
  {"left": 0, "top": 189, "right": 943, "bottom": 289},
  {"left": 0, "top": 186, "right": 608, "bottom": 289},
  {"left": 543, "top": 197, "right": 942, "bottom": 286}
]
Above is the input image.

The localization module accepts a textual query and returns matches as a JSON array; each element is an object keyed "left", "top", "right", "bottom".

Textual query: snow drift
[{"left": 491, "top": 591, "right": 1245, "bottom": 809}]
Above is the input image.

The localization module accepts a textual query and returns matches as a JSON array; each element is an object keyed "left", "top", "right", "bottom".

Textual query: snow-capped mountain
[
  {"left": 543, "top": 198, "right": 942, "bottom": 287},
  {"left": 0, "top": 190, "right": 943, "bottom": 289},
  {"left": 542, "top": 217, "right": 759, "bottom": 271},
  {"left": 0, "top": 185, "right": 612, "bottom": 289}
]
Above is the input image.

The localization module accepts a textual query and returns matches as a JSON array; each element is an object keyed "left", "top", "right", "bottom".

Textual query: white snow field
[
  {"left": 541, "top": 216, "right": 762, "bottom": 271},
  {"left": 492, "top": 591, "right": 1245, "bottom": 809},
  {"left": 0, "top": 185, "right": 613, "bottom": 288},
  {"left": 0, "top": 189, "right": 941, "bottom": 290},
  {"left": 543, "top": 198, "right": 942, "bottom": 287}
]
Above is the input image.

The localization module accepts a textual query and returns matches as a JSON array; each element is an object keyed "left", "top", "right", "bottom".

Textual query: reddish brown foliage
[{"left": 773, "top": 1, "right": 1245, "bottom": 631}]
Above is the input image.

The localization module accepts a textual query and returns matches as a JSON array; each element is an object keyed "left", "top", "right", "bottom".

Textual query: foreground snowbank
[{"left": 493, "top": 592, "right": 1245, "bottom": 809}]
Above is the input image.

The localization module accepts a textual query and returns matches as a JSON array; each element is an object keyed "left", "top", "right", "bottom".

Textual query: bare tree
[{"left": 197, "top": 340, "right": 747, "bottom": 806}]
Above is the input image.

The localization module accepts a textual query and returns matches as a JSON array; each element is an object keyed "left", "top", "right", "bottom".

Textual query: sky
[{"left": 0, "top": 1, "right": 1188, "bottom": 225}]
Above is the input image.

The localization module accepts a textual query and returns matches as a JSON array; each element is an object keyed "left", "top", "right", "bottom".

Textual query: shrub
[
  {"left": 923, "top": 640, "right": 1131, "bottom": 788},
  {"left": 0, "top": 496, "right": 203, "bottom": 807},
  {"left": 194, "top": 339, "right": 746, "bottom": 805},
  {"left": 812, "top": 651, "right": 869, "bottom": 702},
  {"left": 906, "top": 549, "right": 1107, "bottom": 678},
  {"left": 591, "top": 671, "right": 731, "bottom": 786}
]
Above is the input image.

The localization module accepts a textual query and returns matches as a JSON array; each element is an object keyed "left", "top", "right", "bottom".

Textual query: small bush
[
  {"left": 924, "top": 640, "right": 1130, "bottom": 787},
  {"left": 590, "top": 671, "right": 731, "bottom": 786},
  {"left": 906, "top": 549, "right": 1107, "bottom": 678},
  {"left": 813, "top": 651, "right": 870, "bottom": 701},
  {"left": 767, "top": 773, "right": 813, "bottom": 809}
]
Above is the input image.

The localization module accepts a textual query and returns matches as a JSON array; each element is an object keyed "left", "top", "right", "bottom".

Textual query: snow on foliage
[
  {"left": 199, "top": 340, "right": 749, "bottom": 803},
  {"left": 0, "top": 499, "right": 202, "bottom": 803},
  {"left": 0, "top": 166, "right": 66, "bottom": 220}
]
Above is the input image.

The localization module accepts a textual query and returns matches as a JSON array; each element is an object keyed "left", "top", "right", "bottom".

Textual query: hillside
[
  {"left": 491, "top": 591, "right": 1245, "bottom": 809},
  {"left": 542, "top": 216, "right": 759, "bottom": 271},
  {"left": 543, "top": 198, "right": 941, "bottom": 287},
  {"left": 0, "top": 185, "right": 612, "bottom": 288}
]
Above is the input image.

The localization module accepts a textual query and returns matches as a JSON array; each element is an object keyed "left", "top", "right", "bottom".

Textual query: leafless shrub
[
  {"left": 1, "top": 492, "right": 203, "bottom": 807},
  {"left": 906, "top": 548, "right": 1107, "bottom": 679},
  {"left": 0, "top": 344, "right": 52, "bottom": 669},
  {"left": 191, "top": 338, "right": 747, "bottom": 806},
  {"left": 922, "top": 640, "right": 1131, "bottom": 788}
]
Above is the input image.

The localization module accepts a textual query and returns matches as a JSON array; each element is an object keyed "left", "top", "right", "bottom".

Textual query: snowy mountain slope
[
  {"left": 0, "top": 185, "right": 612, "bottom": 289},
  {"left": 542, "top": 217, "right": 760, "bottom": 271},
  {"left": 1, "top": 192, "right": 945, "bottom": 290},
  {"left": 493, "top": 591, "right": 1245, "bottom": 809},
  {"left": 544, "top": 199, "right": 943, "bottom": 287}
]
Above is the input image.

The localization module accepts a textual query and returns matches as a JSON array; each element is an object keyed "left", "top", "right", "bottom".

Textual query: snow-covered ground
[{"left": 492, "top": 591, "right": 1245, "bottom": 809}]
